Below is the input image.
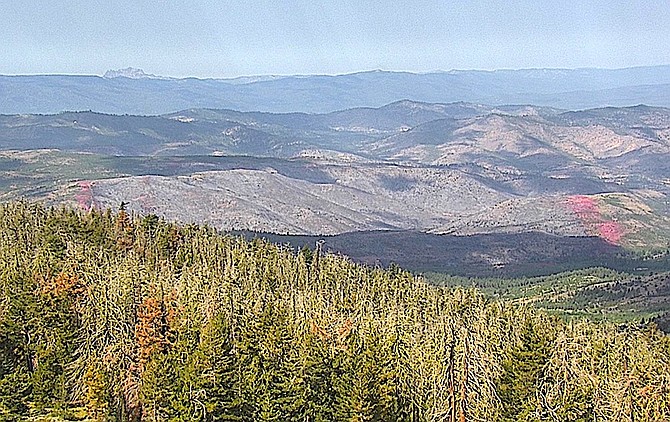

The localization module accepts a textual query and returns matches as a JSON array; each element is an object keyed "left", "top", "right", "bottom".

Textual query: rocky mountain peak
[{"left": 103, "top": 67, "right": 165, "bottom": 80}]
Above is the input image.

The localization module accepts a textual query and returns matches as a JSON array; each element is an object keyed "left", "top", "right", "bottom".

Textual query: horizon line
[{"left": 2, "top": 63, "right": 670, "bottom": 80}]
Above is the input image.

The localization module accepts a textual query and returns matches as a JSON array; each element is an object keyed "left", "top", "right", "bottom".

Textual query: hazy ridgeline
[{"left": 0, "top": 202, "right": 668, "bottom": 421}]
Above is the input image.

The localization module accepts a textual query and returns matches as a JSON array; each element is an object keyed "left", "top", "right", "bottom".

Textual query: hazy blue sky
[{"left": 3, "top": 0, "right": 669, "bottom": 77}]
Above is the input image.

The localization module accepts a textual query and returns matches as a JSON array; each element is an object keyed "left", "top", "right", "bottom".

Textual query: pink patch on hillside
[
  {"left": 76, "top": 181, "right": 96, "bottom": 211},
  {"left": 566, "top": 195, "right": 600, "bottom": 221},
  {"left": 565, "top": 195, "right": 624, "bottom": 245},
  {"left": 598, "top": 222, "right": 624, "bottom": 244}
]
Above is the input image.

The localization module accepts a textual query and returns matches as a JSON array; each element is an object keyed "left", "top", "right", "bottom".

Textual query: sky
[{"left": 2, "top": 0, "right": 670, "bottom": 78}]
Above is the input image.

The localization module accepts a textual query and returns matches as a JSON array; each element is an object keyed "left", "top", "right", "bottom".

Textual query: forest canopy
[{"left": 0, "top": 202, "right": 668, "bottom": 421}]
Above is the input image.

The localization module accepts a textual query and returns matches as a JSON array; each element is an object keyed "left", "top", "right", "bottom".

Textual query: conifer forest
[{"left": 0, "top": 202, "right": 669, "bottom": 421}]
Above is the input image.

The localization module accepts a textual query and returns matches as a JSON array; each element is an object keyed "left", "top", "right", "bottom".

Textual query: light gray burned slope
[{"left": 89, "top": 163, "right": 584, "bottom": 236}]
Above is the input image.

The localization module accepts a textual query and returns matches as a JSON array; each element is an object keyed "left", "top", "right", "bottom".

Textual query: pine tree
[
  {"left": 498, "top": 321, "right": 551, "bottom": 421},
  {"left": 196, "top": 313, "right": 245, "bottom": 421}
]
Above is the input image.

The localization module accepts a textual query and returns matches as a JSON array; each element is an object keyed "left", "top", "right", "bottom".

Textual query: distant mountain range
[{"left": 3, "top": 65, "right": 670, "bottom": 114}]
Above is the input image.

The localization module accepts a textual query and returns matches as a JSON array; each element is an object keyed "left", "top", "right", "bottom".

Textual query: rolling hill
[{"left": 0, "top": 100, "right": 668, "bottom": 274}]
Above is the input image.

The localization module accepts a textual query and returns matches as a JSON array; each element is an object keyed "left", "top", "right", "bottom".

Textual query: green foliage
[
  {"left": 331, "top": 326, "right": 406, "bottom": 421},
  {"left": 0, "top": 369, "right": 31, "bottom": 419},
  {"left": 195, "top": 314, "right": 244, "bottom": 421},
  {"left": 498, "top": 319, "right": 552, "bottom": 421},
  {"left": 0, "top": 202, "right": 668, "bottom": 421}
]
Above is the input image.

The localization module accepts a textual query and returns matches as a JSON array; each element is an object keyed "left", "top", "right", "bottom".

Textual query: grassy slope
[{"left": 426, "top": 267, "right": 670, "bottom": 323}]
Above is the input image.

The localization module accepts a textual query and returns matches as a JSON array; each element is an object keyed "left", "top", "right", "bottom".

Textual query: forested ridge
[{"left": 0, "top": 202, "right": 668, "bottom": 421}]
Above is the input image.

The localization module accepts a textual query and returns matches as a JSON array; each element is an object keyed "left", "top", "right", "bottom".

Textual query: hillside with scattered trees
[{"left": 0, "top": 202, "right": 669, "bottom": 421}]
